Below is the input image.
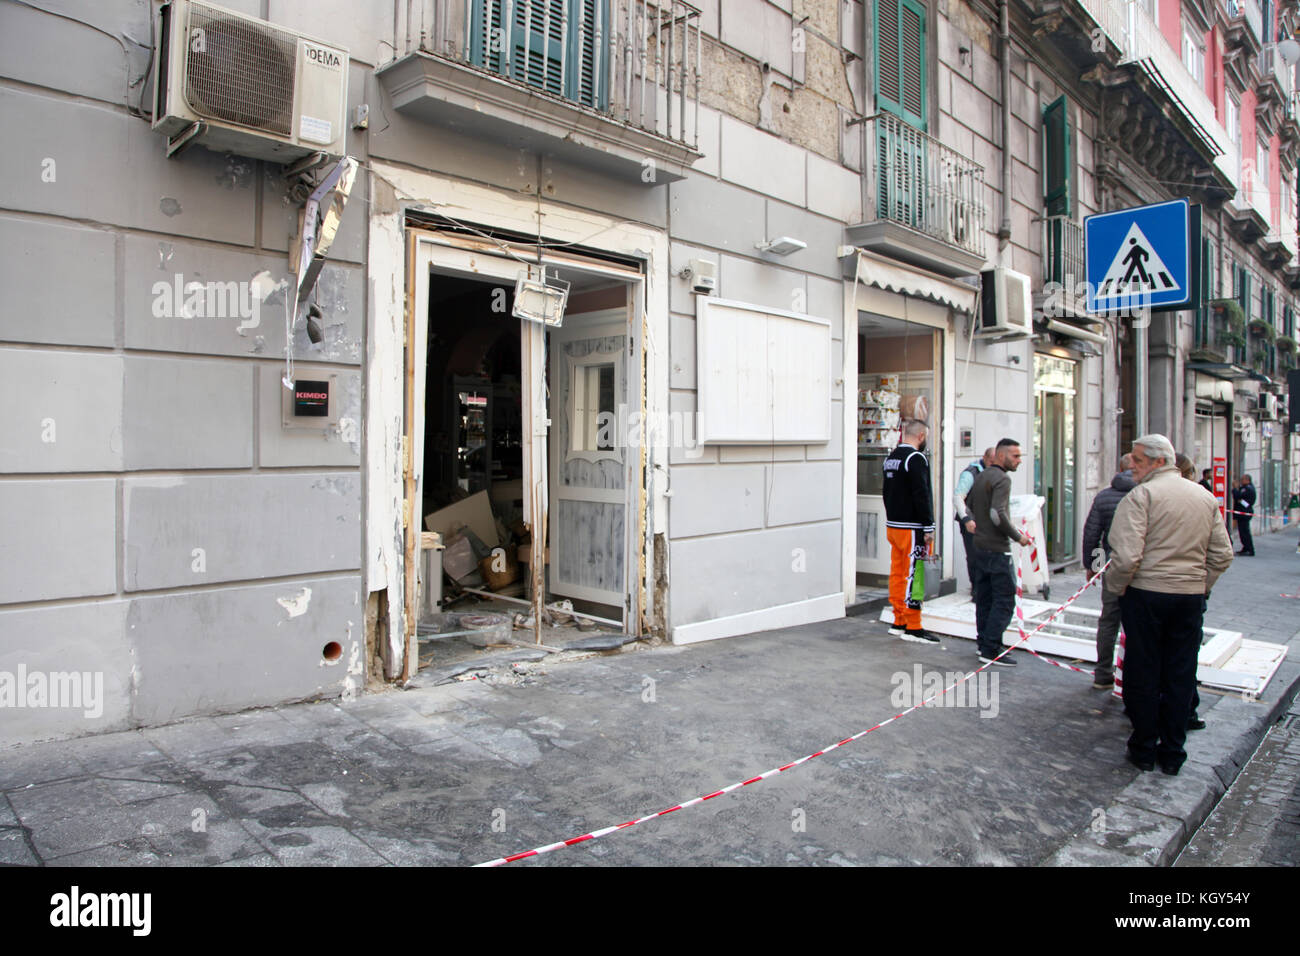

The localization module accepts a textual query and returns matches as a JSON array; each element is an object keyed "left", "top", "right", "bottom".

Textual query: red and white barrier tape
[
  {"left": 1008, "top": 523, "right": 1110, "bottom": 678},
  {"left": 475, "top": 554, "right": 1111, "bottom": 867}
]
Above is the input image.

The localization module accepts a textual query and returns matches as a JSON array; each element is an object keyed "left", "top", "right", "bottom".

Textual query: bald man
[{"left": 883, "top": 419, "right": 938, "bottom": 644}]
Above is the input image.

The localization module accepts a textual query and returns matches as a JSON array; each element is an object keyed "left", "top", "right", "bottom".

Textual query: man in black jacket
[
  {"left": 966, "top": 438, "right": 1033, "bottom": 666},
  {"left": 1081, "top": 454, "right": 1135, "bottom": 689},
  {"left": 1232, "top": 475, "right": 1256, "bottom": 555},
  {"left": 883, "top": 419, "right": 937, "bottom": 643}
]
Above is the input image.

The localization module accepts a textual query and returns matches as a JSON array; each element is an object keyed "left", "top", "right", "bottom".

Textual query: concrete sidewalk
[{"left": 2, "top": 532, "right": 1296, "bottom": 867}]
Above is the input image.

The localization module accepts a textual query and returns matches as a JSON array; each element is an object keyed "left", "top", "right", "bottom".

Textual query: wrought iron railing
[
  {"left": 397, "top": 0, "right": 702, "bottom": 149},
  {"left": 1043, "top": 214, "right": 1084, "bottom": 287},
  {"left": 861, "top": 114, "right": 987, "bottom": 259}
]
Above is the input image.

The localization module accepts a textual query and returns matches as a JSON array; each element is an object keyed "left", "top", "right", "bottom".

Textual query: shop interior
[
  {"left": 856, "top": 313, "right": 941, "bottom": 591},
  {"left": 415, "top": 266, "right": 634, "bottom": 672}
]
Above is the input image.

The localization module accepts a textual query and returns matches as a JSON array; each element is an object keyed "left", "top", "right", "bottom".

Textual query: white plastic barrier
[{"left": 1009, "top": 494, "right": 1050, "bottom": 599}]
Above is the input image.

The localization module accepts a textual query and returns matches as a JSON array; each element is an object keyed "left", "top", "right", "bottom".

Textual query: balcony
[
  {"left": 1190, "top": 299, "right": 1248, "bottom": 366},
  {"left": 1227, "top": 0, "right": 1266, "bottom": 48},
  {"left": 1043, "top": 214, "right": 1084, "bottom": 287},
  {"left": 846, "top": 114, "right": 988, "bottom": 279},
  {"left": 377, "top": 0, "right": 703, "bottom": 183},
  {"left": 1119, "top": 4, "right": 1225, "bottom": 159},
  {"left": 1257, "top": 45, "right": 1293, "bottom": 113}
]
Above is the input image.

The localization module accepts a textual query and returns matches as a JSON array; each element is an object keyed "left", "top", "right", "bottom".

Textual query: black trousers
[
  {"left": 971, "top": 545, "right": 1016, "bottom": 658},
  {"left": 958, "top": 520, "right": 976, "bottom": 589},
  {"left": 1118, "top": 587, "right": 1203, "bottom": 770},
  {"left": 1235, "top": 516, "right": 1254, "bottom": 554}
]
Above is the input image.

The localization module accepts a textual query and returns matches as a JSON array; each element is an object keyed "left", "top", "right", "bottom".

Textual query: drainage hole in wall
[{"left": 322, "top": 642, "right": 343, "bottom": 662}]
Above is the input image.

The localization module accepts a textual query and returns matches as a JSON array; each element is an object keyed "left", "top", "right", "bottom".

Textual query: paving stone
[
  {"left": 0, "top": 827, "right": 39, "bottom": 866},
  {"left": 240, "top": 821, "right": 389, "bottom": 866},
  {"left": 46, "top": 837, "right": 163, "bottom": 867},
  {"left": 7, "top": 779, "right": 145, "bottom": 859},
  {"left": 0, "top": 739, "right": 88, "bottom": 791},
  {"left": 213, "top": 852, "right": 280, "bottom": 867}
]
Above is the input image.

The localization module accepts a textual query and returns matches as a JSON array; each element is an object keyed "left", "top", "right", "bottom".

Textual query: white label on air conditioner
[{"left": 299, "top": 115, "right": 333, "bottom": 145}]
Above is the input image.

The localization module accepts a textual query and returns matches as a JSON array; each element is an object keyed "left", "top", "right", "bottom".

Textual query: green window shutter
[
  {"left": 1042, "top": 96, "right": 1071, "bottom": 217},
  {"left": 875, "top": 0, "right": 926, "bottom": 128},
  {"left": 470, "top": 0, "right": 607, "bottom": 108}
]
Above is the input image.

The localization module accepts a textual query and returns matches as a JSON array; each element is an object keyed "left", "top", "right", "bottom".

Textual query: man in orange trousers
[{"left": 882, "top": 419, "right": 938, "bottom": 643}]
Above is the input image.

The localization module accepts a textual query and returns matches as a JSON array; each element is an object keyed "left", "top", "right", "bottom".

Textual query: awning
[{"left": 844, "top": 249, "right": 978, "bottom": 315}]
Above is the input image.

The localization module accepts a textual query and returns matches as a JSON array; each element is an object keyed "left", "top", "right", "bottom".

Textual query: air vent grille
[{"left": 184, "top": 4, "right": 296, "bottom": 135}]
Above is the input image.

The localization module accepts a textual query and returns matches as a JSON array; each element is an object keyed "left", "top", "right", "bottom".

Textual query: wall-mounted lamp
[
  {"left": 756, "top": 236, "right": 807, "bottom": 255},
  {"left": 958, "top": 44, "right": 972, "bottom": 67}
]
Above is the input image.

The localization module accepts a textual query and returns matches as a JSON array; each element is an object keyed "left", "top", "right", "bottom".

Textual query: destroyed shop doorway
[{"left": 403, "top": 229, "right": 643, "bottom": 671}]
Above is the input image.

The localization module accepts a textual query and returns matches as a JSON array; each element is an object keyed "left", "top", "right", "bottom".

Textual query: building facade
[{"left": 1, "top": 0, "right": 1295, "bottom": 746}]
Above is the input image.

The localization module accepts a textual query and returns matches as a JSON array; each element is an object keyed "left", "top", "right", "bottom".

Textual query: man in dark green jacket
[{"left": 966, "top": 438, "right": 1033, "bottom": 666}]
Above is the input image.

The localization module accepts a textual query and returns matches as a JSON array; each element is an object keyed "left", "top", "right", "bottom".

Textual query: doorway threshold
[{"left": 407, "top": 594, "right": 641, "bottom": 690}]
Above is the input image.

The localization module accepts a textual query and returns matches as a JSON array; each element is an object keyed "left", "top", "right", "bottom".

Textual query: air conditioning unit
[
  {"left": 1260, "top": 392, "right": 1279, "bottom": 420},
  {"left": 977, "top": 267, "right": 1033, "bottom": 337},
  {"left": 152, "top": 0, "right": 348, "bottom": 161}
]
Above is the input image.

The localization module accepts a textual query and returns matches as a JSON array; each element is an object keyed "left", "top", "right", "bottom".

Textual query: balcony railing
[
  {"left": 394, "top": 0, "right": 702, "bottom": 150},
  {"left": 1043, "top": 215, "right": 1084, "bottom": 287},
  {"left": 1229, "top": 0, "right": 1266, "bottom": 45},
  {"left": 1119, "top": 3, "right": 1226, "bottom": 158},
  {"left": 861, "top": 114, "right": 986, "bottom": 260},
  {"left": 1260, "top": 44, "right": 1295, "bottom": 100},
  {"left": 1077, "top": 0, "right": 1128, "bottom": 52}
]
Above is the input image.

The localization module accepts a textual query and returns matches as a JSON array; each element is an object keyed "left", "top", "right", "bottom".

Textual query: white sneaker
[{"left": 888, "top": 626, "right": 905, "bottom": 636}]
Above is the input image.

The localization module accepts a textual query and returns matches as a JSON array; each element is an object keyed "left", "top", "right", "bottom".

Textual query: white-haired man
[{"left": 1106, "top": 434, "right": 1234, "bottom": 776}]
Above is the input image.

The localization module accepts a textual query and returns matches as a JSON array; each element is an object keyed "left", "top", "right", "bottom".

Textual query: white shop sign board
[
  {"left": 695, "top": 297, "right": 832, "bottom": 444},
  {"left": 882, "top": 594, "right": 1286, "bottom": 694}
]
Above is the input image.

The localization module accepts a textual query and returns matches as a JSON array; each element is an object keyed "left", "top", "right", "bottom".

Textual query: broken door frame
[
  {"left": 398, "top": 229, "right": 648, "bottom": 677},
  {"left": 366, "top": 163, "right": 671, "bottom": 682}
]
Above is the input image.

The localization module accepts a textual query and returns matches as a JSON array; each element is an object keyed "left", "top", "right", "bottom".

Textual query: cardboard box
[{"left": 424, "top": 491, "right": 497, "bottom": 547}]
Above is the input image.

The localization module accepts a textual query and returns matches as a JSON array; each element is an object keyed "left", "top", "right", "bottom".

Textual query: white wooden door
[{"left": 548, "top": 316, "right": 627, "bottom": 608}]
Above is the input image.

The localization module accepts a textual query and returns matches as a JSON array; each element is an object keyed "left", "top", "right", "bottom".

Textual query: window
[
  {"left": 1235, "top": 261, "right": 1251, "bottom": 316},
  {"left": 469, "top": 0, "right": 610, "bottom": 109},
  {"left": 1196, "top": 236, "right": 1218, "bottom": 348},
  {"left": 875, "top": 0, "right": 926, "bottom": 129},
  {"left": 1042, "top": 96, "right": 1072, "bottom": 217},
  {"left": 569, "top": 360, "right": 617, "bottom": 456},
  {"left": 1182, "top": 23, "right": 1204, "bottom": 86},
  {"left": 1226, "top": 95, "right": 1241, "bottom": 180},
  {"left": 1258, "top": 136, "right": 1270, "bottom": 200}
]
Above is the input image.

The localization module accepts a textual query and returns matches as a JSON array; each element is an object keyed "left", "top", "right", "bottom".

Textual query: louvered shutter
[
  {"left": 511, "top": 0, "right": 566, "bottom": 96},
  {"left": 1042, "top": 95, "right": 1071, "bottom": 217},
  {"left": 470, "top": 0, "right": 606, "bottom": 108},
  {"left": 875, "top": 0, "right": 926, "bottom": 129}
]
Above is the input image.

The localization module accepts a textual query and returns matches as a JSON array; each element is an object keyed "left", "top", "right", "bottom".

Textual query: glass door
[{"left": 1033, "top": 354, "right": 1078, "bottom": 565}]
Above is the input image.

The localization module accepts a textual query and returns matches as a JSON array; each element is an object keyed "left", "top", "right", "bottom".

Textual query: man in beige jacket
[{"left": 1106, "top": 434, "right": 1234, "bottom": 776}]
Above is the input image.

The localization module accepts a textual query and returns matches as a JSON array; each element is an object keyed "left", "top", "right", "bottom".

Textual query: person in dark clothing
[
  {"left": 1198, "top": 468, "right": 1213, "bottom": 493},
  {"left": 1231, "top": 475, "right": 1256, "bottom": 555},
  {"left": 1081, "top": 454, "right": 1135, "bottom": 689},
  {"left": 966, "top": 438, "right": 1033, "bottom": 666},
  {"left": 883, "top": 419, "right": 938, "bottom": 644},
  {"left": 1107, "top": 434, "right": 1233, "bottom": 776},
  {"left": 955, "top": 447, "right": 995, "bottom": 594}
]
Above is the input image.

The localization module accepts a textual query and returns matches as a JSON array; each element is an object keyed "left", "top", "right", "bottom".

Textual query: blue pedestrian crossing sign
[{"left": 1085, "top": 199, "right": 1192, "bottom": 313}]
